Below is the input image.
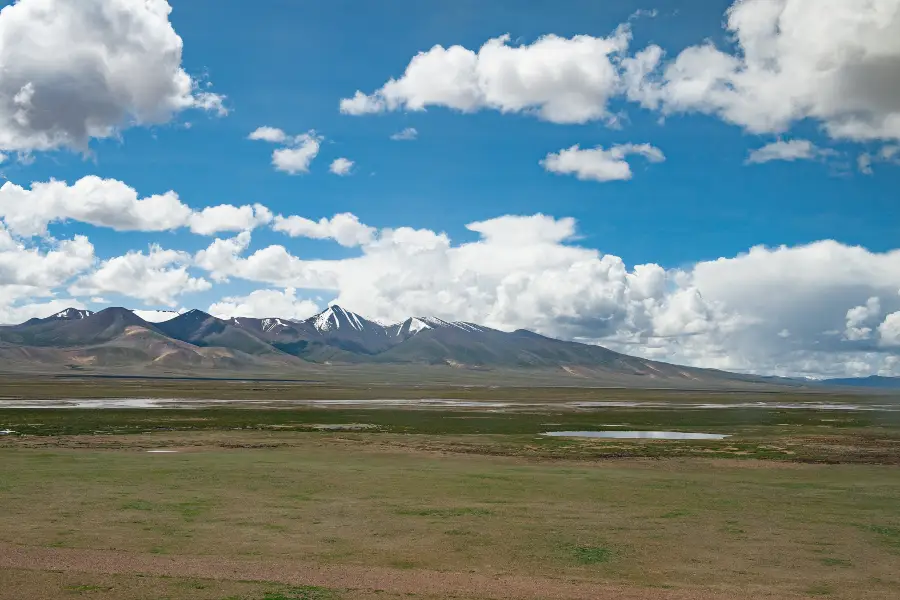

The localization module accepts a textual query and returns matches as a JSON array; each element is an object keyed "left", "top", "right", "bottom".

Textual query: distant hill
[{"left": 0, "top": 304, "right": 806, "bottom": 388}]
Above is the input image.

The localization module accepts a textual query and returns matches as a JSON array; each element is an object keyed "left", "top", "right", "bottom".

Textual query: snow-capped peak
[
  {"left": 415, "top": 317, "right": 484, "bottom": 333},
  {"left": 51, "top": 308, "right": 93, "bottom": 320},
  {"left": 406, "top": 317, "right": 433, "bottom": 335},
  {"left": 312, "top": 305, "right": 368, "bottom": 333},
  {"left": 390, "top": 316, "right": 487, "bottom": 339}
]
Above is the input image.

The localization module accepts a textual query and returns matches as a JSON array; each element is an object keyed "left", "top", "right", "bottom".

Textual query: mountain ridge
[{"left": 0, "top": 305, "right": 801, "bottom": 388}]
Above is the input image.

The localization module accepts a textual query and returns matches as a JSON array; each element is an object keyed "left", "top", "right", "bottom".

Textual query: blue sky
[{"left": 0, "top": 0, "right": 899, "bottom": 377}]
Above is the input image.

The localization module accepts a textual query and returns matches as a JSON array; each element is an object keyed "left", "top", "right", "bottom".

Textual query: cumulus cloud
[
  {"left": 247, "top": 126, "right": 287, "bottom": 143},
  {"left": 0, "top": 176, "right": 192, "bottom": 236},
  {"left": 845, "top": 297, "right": 882, "bottom": 341},
  {"left": 272, "top": 213, "right": 376, "bottom": 247},
  {"left": 251, "top": 129, "right": 323, "bottom": 175},
  {"left": 189, "top": 204, "right": 273, "bottom": 236},
  {"left": 329, "top": 157, "right": 354, "bottom": 176},
  {"left": 0, "top": 176, "right": 271, "bottom": 237},
  {"left": 0, "top": 225, "right": 94, "bottom": 292},
  {"left": 0, "top": 0, "right": 225, "bottom": 153},
  {"left": 341, "top": 0, "right": 900, "bottom": 147},
  {"left": 340, "top": 27, "right": 632, "bottom": 124},
  {"left": 70, "top": 245, "right": 211, "bottom": 306},
  {"left": 390, "top": 127, "right": 419, "bottom": 141},
  {"left": 746, "top": 139, "right": 832, "bottom": 164},
  {"left": 209, "top": 287, "right": 320, "bottom": 320},
  {"left": 541, "top": 143, "right": 665, "bottom": 181},
  {"left": 879, "top": 312, "right": 900, "bottom": 347},
  {"left": 194, "top": 231, "right": 339, "bottom": 289},
  {"left": 0, "top": 223, "right": 95, "bottom": 323},
  {"left": 624, "top": 0, "right": 900, "bottom": 141}
]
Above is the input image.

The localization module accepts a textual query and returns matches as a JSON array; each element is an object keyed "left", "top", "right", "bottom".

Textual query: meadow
[{"left": 0, "top": 381, "right": 898, "bottom": 600}]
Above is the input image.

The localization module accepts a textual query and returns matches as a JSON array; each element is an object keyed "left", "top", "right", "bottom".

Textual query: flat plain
[{"left": 0, "top": 378, "right": 898, "bottom": 600}]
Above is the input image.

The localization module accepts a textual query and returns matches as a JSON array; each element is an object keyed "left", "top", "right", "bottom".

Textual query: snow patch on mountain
[
  {"left": 132, "top": 309, "right": 183, "bottom": 323},
  {"left": 52, "top": 308, "right": 93, "bottom": 320},
  {"left": 262, "top": 318, "right": 289, "bottom": 332}
]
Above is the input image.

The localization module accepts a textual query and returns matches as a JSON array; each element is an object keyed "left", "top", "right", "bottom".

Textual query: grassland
[
  {"left": 0, "top": 381, "right": 898, "bottom": 599},
  {"left": 0, "top": 374, "right": 885, "bottom": 401}
]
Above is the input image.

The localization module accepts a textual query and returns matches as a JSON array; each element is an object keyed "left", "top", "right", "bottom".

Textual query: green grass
[
  {"left": 821, "top": 557, "right": 852, "bottom": 567},
  {"left": 865, "top": 525, "right": 900, "bottom": 548},
  {"left": 262, "top": 586, "right": 336, "bottom": 600},
  {"left": 572, "top": 545, "right": 614, "bottom": 564},
  {"left": 2, "top": 404, "right": 898, "bottom": 437},
  {"left": 2, "top": 437, "right": 899, "bottom": 598},
  {"left": 65, "top": 584, "right": 113, "bottom": 593},
  {"left": 2, "top": 384, "right": 900, "bottom": 599},
  {"left": 395, "top": 507, "right": 493, "bottom": 517}
]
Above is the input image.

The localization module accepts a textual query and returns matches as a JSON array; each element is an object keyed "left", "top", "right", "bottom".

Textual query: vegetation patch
[
  {"left": 572, "top": 545, "right": 614, "bottom": 564},
  {"left": 65, "top": 584, "right": 113, "bottom": 593},
  {"left": 865, "top": 524, "right": 900, "bottom": 548},
  {"left": 262, "top": 586, "right": 337, "bottom": 600},
  {"left": 820, "top": 557, "right": 851, "bottom": 567},
  {"left": 806, "top": 582, "right": 834, "bottom": 596},
  {"left": 395, "top": 507, "right": 492, "bottom": 517}
]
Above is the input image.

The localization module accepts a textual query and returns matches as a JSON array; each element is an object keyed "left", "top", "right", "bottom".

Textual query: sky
[{"left": 0, "top": 0, "right": 899, "bottom": 379}]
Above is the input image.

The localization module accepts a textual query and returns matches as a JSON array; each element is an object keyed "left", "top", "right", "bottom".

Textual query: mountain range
[{"left": 0, "top": 305, "right": 799, "bottom": 388}]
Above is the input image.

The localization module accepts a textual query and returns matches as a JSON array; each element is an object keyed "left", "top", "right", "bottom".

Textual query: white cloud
[
  {"left": 0, "top": 0, "right": 225, "bottom": 153},
  {"left": 270, "top": 131, "right": 322, "bottom": 175},
  {"left": 746, "top": 139, "right": 829, "bottom": 164},
  {"left": 844, "top": 297, "right": 881, "bottom": 341},
  {"left": 0, "top": 176, "right": 192, "bottom": 237},
  {"left": 858, "top": 144, "right": 900, "bottom": 174},
  {"left": 0, "top": 176, "right": 273, "bottom": 237},
  {"left": 0, "top": 223, "right": 95, "bottom": 323},
  {"left": 390, "top": 127, "right": 419, "bottom": 141},
  {"left": 70, "top": 245, "right": 211, "bottom": 307},
  {"left": 194, "top": 231, "right": 253, "bottom": 283},
  {"left": 250, "top": 127, "right": 323, "bottom": 174},
  {"left": 272, "top": 213, "right": 376, "bottom": 247},
  {"left": 329, "top": 157, "right": 354, "bottom": 176},
  {"left": 248, "top": 126, "right": 287, "bottom": 143},
  {"left": 882, "top": 145, "right": 900, "bottom": 161},
  {"left": 625, "top": 0, "right": 900, "bottom": 141},
  {"left": 0, "top": 226, "right": 94, "bottom": 293},
  {"left": 541, "top": 143, "right": 665, "bottom": 181},
  {"left": 209, "top": 287, "right": 320, "bottom": 320},
  {"left": 132, "top": 308, "right": 184, "bottom": 323},
  {"left": 340, "top": 27, "right": 633, "bottom": 124},
  {"left": 858, "top": 152, "right": 875, "bottom": 175},
  {"left": 878, "top": 311, "right": 900, "bottom": 347},
  {"left": 0, "top": 152, "right": 6, "bottom": 164},
  {"left": 194, "top": 231, "right": 340, "bottom": 289},
  {"left": 189, "top": 204, "right": 273, "bottom": 236}
]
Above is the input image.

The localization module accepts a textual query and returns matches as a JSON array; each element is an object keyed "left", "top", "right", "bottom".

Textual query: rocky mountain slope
[{"left": 0, "top": 304, "right": 784, "bottom": 387}]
